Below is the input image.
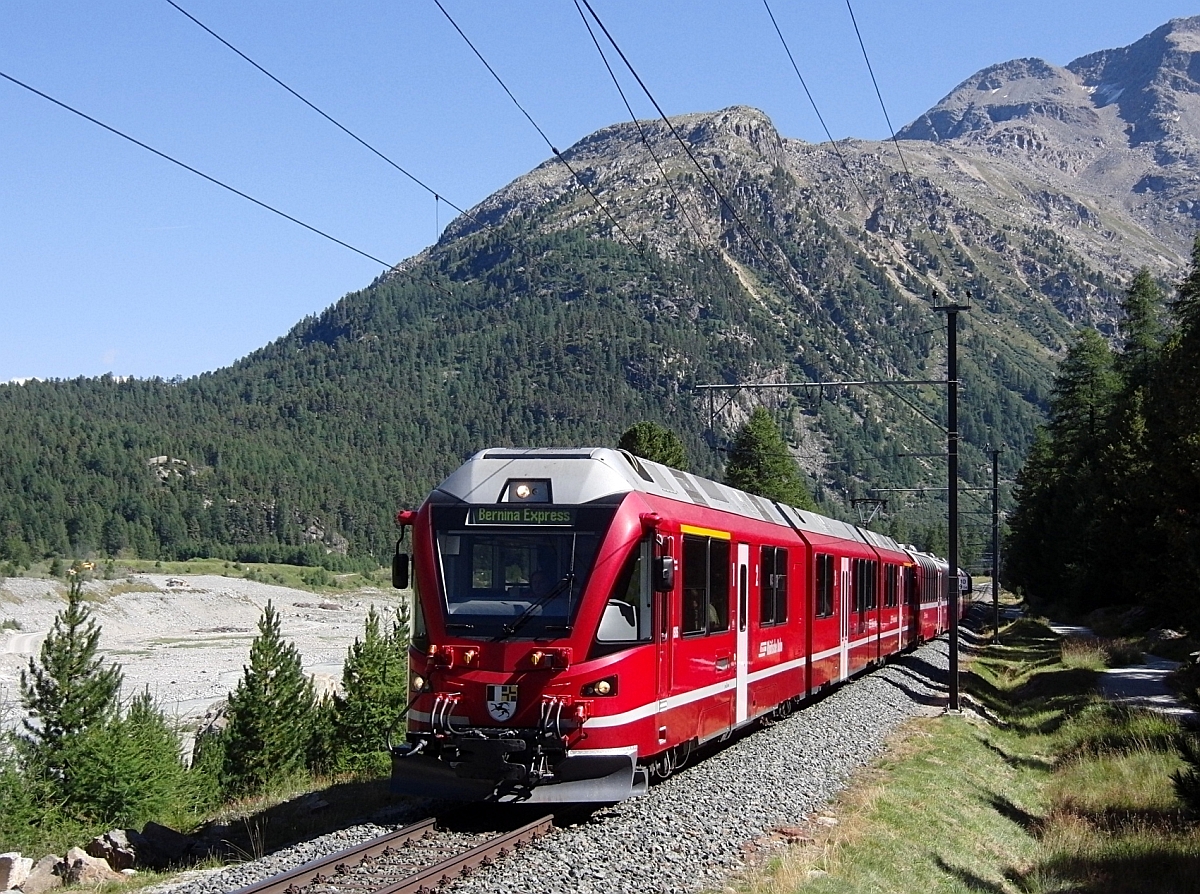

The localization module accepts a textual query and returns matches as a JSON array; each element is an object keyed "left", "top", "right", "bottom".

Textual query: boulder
[
  {"left": 85, "top": 831, "right": 136, "bottom": 871},
  {"left": 0, "top": 853, "right": 32, "bottom": 891},
  {"left": 20, "top": 856, "right": 62, "bottom": 894},
  {"left": 137, "top": 822, "right": 194, "bottom": 868},
  {"left": 63, "top": 848, "right": 123, "bottom": 886}
]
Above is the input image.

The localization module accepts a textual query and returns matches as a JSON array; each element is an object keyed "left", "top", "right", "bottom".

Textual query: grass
[
  {"left": 12, "top": 557, "right": 392, "bottom": 596},
  {"left": 732, "top": 617, "right": 1200, "bottom": 894}
]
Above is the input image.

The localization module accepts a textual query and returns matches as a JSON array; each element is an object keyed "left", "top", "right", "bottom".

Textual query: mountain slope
[{"left": 3, "top": 18, "right": 1200, "bottom": 567}]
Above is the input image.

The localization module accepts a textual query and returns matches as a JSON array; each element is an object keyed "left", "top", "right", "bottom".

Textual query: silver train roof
[{"left": 434, "top": 447, "right": 904, "bottom": 551}]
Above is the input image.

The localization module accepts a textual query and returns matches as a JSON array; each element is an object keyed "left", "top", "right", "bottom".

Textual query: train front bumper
[{"left": 390, "top": 743, "right": 647, "bottom": 803}]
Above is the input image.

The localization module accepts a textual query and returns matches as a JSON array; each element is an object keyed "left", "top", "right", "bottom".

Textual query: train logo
[{"left": 486, "top": 684, "right": 519, "bottom": 722}]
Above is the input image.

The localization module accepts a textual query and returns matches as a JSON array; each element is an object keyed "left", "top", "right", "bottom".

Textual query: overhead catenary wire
[
  {"left": 163, "top": 0, "right": 489, "bottom": 237},
  {"left": 0, "top": 69, "right": 395, "bottom": 270},
  {"left": 844, "top": 0, "right": 912, "bottom": 180},
  {"left": 571, "top": 0, "right": 706, "bottom": 245},
  {"left": 431, "top": 0, "right": 642, "bottom": 255},
  {"left": 576, "top": 0, "right": 814, "bottom": 308},
  {"left": 760, "top": 0, "right": 875, "bottom": 214}
]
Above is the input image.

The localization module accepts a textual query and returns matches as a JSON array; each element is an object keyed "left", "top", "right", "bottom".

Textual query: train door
[
  {"left": 839, "top": 556, "right": 851, "bottom": 680},
  {"left": 656, "top": 538, "right": 672, "bottom": 701},
  {"left": 735, "top": 542, "right": 750, "bottom": 726}
]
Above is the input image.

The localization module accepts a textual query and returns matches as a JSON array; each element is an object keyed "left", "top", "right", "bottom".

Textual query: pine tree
[
  {"left": 60, "top": 688, "right": 186, "bottom": 827},
  {"left": 331, "top": 605, "right": 409, "bottom": 776},
  {"left": 1143, "top": 235, "right": 1200, "bottom": 624},
  {"left": 1007, "top": 330, "right": 1120, "bottom": 610},
  {"left": 724, "top": 407, "right": 817, "bottom": 510},
  {"left": 618, "top": 421, "right": 689, "bottom": 471},
  {"left": 19, "top": 573, "right": 123, "bottom": 782},
  {"left": 221, "top": 601, "right": 316, "bottom": 796},
  {"left": 1117, "top": 268, "right": 1166, "bottom": 389}
]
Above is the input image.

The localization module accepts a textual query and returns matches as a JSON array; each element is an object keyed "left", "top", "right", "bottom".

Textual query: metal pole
[
  {"left": 991, "top": 447, "right": 1000, "bottom": 638},
  {"left": 947, "top": 306, "right": 959, "bottom": 712},
  {"left": 934, "top": 296, "right": 967, "bottom": 712}
]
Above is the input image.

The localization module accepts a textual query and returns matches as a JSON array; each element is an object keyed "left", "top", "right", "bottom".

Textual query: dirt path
[{"left": 1049, "top": 622, "right": 1198, "bottom": 726}]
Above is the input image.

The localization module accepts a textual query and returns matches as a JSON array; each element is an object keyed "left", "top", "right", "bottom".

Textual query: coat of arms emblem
[{"left": 486, "top": 684, "right": 518, "bottom": 722}]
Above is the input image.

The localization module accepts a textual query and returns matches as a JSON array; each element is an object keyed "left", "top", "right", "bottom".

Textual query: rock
[
  {"left": 0, "top": 853, "right": 32, "bottom": 891},
  {"left": 20, "top": 856, "right": 62, "bottom": 894},
  {"left": 1148, "top": 628, "right": 1185, "bottom": 642},
  {"left": 63, "top": 848, "right": 123, "bottom": 886},
  {"left": 138, "top": 822, "right": 195, "bottom": 868},
  {"left": 85, "top": 831, "right": 136, "bottom": 871},
  {"left": 190, "top": 700, "right": 228, "bottom": 768}
]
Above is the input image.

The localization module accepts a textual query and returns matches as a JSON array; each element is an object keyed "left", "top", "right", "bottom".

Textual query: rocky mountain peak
[
  {"left": 1067, "top": 15, "right": 1200, "bottom": 149},
  {"left": 895, "top": 57, "right": 1095, "bottom": 143}
]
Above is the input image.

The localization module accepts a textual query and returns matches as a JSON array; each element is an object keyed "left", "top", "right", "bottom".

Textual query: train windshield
[{"left": 431, "top": 505, "right": 615, "bottom": 639}]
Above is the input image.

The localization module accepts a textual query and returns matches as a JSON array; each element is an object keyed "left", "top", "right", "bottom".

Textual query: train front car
[{"left": 390, "top": 448, "right": 663, "bottom": 804}]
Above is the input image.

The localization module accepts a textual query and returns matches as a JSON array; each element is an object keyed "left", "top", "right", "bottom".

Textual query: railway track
[{"left": 228, "top": 813, "right": 553, "bottom": 894}]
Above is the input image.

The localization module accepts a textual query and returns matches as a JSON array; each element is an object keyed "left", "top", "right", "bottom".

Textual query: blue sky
[{"left": 2, "top": 1, "right": 1196, "bottom": 382}]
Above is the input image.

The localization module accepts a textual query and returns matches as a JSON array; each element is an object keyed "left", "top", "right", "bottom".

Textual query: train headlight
[
  {"left": 411, "top": 674, "right": 426, "bottom": 693},
  {"left": 582, "top": 675, "right": 618, "bottom": 697}
]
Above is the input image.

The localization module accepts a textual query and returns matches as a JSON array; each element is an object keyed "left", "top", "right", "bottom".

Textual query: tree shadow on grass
[
  {"left": 933, "top": 855, "right": 1009, "bottom": 893},
  {"left": 979, "top": 736, "right": 1054, "bottom": 772},
  {"left": 1010, "top": 851, "right": 1200, "bottom": 894}
]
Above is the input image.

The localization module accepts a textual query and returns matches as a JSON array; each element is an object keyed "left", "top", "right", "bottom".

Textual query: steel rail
[
  {"left": 227, "top": 817, "right": 438, "bottom": 894},
  {"left": 227, "top": 813, "right": 553, "bottom": 894},
  {"left": 375, "top": 814, "right": 554, "bottom": 894}
]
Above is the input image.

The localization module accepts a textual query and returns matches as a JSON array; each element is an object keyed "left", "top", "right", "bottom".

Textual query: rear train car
[{"left": 389, "top": 447, "right": 952, "bottom": 803}]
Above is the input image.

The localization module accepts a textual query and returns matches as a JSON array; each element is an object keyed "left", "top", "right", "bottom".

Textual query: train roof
[{"left": 434, "top": 447, "right": 904, "bottom": 553}]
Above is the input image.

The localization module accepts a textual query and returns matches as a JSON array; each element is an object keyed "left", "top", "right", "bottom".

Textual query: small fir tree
[
  {"left": 618, "top": 421, "right": 689, "bottom": 471},
  {"left": 19, "top": 573, "right": 123, "bottom": 782},
  {"left": 221, "top": 601, "right": 316, "bottom": 797},
  {"left": 60, "top": 688, "right": 186, "bottom": 827},
  {"left": 724, "top": 407, "right": 817, "bottom": 510},
  {"left": 331, "top": 605, "right": 410, "bottom": 775}
]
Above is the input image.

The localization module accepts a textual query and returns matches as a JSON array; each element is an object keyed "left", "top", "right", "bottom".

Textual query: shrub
[
  {"left": 330, "top": 605, "right": 410, "bottom": 775},
  {"left": 60, "top": 689, "right": 187, "bottom": 827}
]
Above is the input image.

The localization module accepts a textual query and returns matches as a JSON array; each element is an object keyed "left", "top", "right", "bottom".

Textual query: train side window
[
  {"left": 816, "top": 553, "right": 834, "bottom": 618},
  {"left": 708, "top": 539, "right": 730, "bottom": 633},
  {"left": 682, "top": 535, "right": 707, "bottom": 636},
  {"left": 759, "top": 546, "right": 788, "bottom": 626},
  {"left": 885, "top": 565, "right": 898, "bottom": 608},
  {"left": 681, "top": 534, "right": 730, "bottom": 636},
  {"left": 596, "top": 542, "right": 653, "bottom": 644},
  {"left": 852, "top": 558, "right": 875, "bottom": 612}
]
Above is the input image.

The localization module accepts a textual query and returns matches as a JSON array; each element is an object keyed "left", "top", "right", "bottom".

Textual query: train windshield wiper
[{"left": 497, "top": 573, "right": 573, "bottom": 641}]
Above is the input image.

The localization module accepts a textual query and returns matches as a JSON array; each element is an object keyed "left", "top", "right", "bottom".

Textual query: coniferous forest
[
  {"left": 1, "top": 177, "right": 1110, "bottom": 574},
  {"left": 1007, "top": 237, "right": 1200, "bottom": 629}
]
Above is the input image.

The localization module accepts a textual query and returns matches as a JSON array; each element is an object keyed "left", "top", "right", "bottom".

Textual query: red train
[{"left": 389, "top": 447, "right": 956, "bottom": 803}]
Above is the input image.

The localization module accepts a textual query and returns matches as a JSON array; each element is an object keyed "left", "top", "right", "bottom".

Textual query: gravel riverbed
[
  {"left": 0, "top": 574, "right": 407, "bottom": 742},
  {"left": 146, "top": 636, "right": 953, "bottom": 894}
]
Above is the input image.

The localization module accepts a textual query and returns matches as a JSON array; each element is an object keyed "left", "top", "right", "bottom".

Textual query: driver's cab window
[{"left": 596, "top": 541, "right": 653, "bottom": 644}]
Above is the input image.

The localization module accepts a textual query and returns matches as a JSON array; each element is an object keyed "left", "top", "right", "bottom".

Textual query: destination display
[{"left": 468, "top": 506, "right": 575, "bottom": 526}]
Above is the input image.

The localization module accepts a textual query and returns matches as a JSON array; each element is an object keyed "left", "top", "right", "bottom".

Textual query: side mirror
[
  {"left": 392, "top": 546, "right": 410, "bottom": 590},
  {"left": 652, "top": 556, "right": 676, "bottom": 592}
]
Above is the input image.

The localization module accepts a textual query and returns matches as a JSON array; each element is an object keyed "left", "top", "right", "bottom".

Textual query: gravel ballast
[{"left": 147, "top": 636, "right": 953, "bottom": 894}]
